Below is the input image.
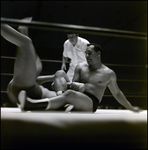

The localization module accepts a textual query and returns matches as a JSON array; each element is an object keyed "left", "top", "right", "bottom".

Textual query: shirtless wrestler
[{"left": 18, "top": 43, "right": 141, "bottom": 113}]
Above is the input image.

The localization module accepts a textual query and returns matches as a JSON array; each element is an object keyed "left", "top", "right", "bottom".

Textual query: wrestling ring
[{"left": 1, "top": 18, "right": 147, "bottom": 149}]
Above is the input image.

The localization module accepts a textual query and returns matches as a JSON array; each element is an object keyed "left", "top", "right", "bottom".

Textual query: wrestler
[
  {"left": 1, "top": 21, "right": 72, "bottom": 108},
  {"left": 18, "top": 43, "right": 141, "bottom": 113}
]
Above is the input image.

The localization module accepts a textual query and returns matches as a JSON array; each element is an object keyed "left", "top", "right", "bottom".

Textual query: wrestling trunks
[
  {"left": 84, "top": 92, "right": 99, "bottom": 112},
  {"left": 7, "top": 82, "right": 42, "bottom": 105}
]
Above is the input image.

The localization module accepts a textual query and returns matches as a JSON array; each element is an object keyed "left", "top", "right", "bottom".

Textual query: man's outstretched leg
[{"left": 18, "top": 88, "right": 93, "bottom": 112}]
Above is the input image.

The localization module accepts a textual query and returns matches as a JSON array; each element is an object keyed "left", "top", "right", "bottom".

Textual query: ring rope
[
  {"left": 1, "top": 73, "right": 13, "bottom": 76},
  {"left": 1, "top": 17, "right": 147, "bottom": 40},
  {"left": 1, "top": 72, "right": 147, "bottom": 82},
  {"left": 1, "top": 56, "right": 146, "bottom": 68}
]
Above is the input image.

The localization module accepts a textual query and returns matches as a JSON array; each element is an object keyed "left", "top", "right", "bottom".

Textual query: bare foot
[
  {"left": 18, "top": 90, "right": 27, "bottom": 111},
  {"left": 18, "top": 17, "right": 33, "bottom": 36}
]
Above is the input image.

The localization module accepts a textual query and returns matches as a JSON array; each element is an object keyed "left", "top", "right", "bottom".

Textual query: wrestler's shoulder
[{"left": 102, "top": 64, "right": 115, "bottom": 74}]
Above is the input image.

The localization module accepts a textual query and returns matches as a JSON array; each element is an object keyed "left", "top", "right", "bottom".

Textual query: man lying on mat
[{"left": 1, "top": 22, "right": 141, "bottom": 113}]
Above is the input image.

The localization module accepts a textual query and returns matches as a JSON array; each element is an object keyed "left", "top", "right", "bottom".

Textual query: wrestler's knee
[{"left": 55, "top": 70, "right": 66, "bottom": 77}]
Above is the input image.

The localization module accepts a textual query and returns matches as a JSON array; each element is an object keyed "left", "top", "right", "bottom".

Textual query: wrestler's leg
[
  {"left": 47, "top": 90, "right": 93, "bottom": 111},
  {"left": 39, "top": 70, "right": 69, "bottom": 99},
  {"left": 19, "top": 90, "right": 93, "bottom": 111},
  {"left": 53, "top": 70, "right": 69, "bottom": 95},
  {"left": 1, "top": 24, "right": 41, "bottom": 87},
  {"left": 18, "top": 17, "right": 33, "bottom": 36},
  {"left": 17, "top": 17, "right": 42, "bottom": 77}
]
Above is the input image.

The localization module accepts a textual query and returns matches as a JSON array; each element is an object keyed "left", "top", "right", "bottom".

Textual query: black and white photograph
[{"left": 1, "top": 1, "right": 147, "bottom": 149}]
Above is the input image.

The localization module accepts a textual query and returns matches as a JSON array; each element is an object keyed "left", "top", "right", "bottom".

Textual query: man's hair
[
  {"left": 87, "top": 43, "right": 102, "bottom": 54},
  {"left": 66, "top": 30, "right": 79, "bottom": 36}
]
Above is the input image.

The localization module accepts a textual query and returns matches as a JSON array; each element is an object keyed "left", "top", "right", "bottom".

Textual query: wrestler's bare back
[{"left": 75, "top": 63, "right": 114, "bottom": 103}]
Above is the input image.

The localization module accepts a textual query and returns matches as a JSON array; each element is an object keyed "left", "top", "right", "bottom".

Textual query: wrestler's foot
[
  {"left": 18, "top": 90, "right": 29, "bottom": 111},
  {"left": 57, "top": 90, "right": 64, "bottom": 96},
  {"left": 18, "top": 17, "right": 33, "bottom": 35},
  {"left": 18, "top": 90, "right": 35, "bottom": 111}
]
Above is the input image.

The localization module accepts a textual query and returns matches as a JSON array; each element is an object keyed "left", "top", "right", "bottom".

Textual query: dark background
[{"left": 1, "top": 1, "right": 147, "bottom": 109}]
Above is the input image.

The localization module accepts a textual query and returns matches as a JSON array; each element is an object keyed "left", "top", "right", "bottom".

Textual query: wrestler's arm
[
  {"left": 67, "top": 64, "right": 85, "bottom": 92},
  {"left": 107, "top": 70, "right": 141, "bottom": 112},
  {"left": 66, "top": 65, "right": 81, "bottom": 89},
  {"left": 36, "top": 75, "right": 55, "bottom": 84},
  {"left": 72, "top": 64, "right": 81, "bottom": 82}
]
